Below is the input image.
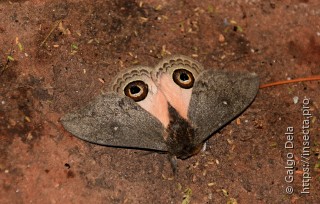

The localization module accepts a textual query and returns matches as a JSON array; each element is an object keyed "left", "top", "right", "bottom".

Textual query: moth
[{"left": 61, "top": 55, "right": 259, "bottom": 163}]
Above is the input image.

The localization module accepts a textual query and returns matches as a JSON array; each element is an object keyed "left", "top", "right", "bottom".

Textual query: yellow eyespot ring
[
  {"left": 124, "top": 80, "right": 149, "bottom": 102},
  {"left": 172, "top": 69, "right": 195, "bottom": 89}
]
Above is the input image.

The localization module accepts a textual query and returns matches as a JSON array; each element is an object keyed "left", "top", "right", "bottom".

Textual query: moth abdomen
[{"left": 165, "top": 105, "right": 203, "bottom": 159}]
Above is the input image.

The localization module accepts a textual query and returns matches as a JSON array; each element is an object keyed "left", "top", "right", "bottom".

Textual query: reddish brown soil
[{"left": 1, "top": 0, "right": 319, "bottom": 203}]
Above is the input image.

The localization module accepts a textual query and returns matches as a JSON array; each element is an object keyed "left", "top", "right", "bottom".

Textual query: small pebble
[{"left": 218, "top": 34, "right": 225, "bottom": 42}]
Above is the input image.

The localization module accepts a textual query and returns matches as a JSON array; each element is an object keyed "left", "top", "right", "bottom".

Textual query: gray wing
[
  {"left": 188, "top": 70, "right": 259, "bottom": 143},
  {"left": 61, "top": 93, "right": 168, "bottom": 151}
]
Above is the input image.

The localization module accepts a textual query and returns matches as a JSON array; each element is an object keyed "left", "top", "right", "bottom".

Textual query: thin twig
[
  {"left": 0, "top": 43, "right": 14, "bottom": 76},
  {"left": 260, "top": 76, "right": 320, "bottom": 89},
  {"left": 40, "top": 20, "right": 62, "bottom": 47}
]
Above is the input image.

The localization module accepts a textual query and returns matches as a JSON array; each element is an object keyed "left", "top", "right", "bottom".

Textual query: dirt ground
[{"left": 1, "top": 0, "right": 319, "bottom": 203}]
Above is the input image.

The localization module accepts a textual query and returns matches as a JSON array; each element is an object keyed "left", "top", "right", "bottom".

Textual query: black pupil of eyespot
[
  {"left": 130, "top": 86, "right": 141, "bottom": 94},
  {"left": 180, "top": 73, "right": 189, "bottom": 81}
]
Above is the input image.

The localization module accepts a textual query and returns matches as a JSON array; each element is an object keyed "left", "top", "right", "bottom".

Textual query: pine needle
[{"left": 260, "top": 76, "right": 320, "bottom": 89}]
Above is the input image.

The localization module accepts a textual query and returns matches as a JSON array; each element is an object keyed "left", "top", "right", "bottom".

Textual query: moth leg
[{"left": 168, "top": 155, "right": 178, "bottom": 175}]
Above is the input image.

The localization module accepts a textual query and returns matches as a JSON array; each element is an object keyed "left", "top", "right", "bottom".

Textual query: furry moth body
[{"left": 61, "top": 55, "right": 259, "bottom": 159}]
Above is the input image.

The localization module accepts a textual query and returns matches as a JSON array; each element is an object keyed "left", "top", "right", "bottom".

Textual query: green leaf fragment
[
  {"left": 236, "top": 26, "right": 243, "bottom": 32},
  {"left": 18, "top": 42, "right": 24, "bottom": 51},
  {"left": 7, "top": 56, "right": 14, "bottom": 61},
  {"left": 182, "top": 188, "right": 192, "bottom": 204},
  {"left": 71, "top": 44, "right": 78, "bottom": 50},
  {"left": 227, "top": 198, "right": 238, "bottom": 204},
  {"left": 177, "top": 183, "right": 182, "bottom": 191},
  {"left": 207, "top": 5, "right": 214, "bottom": 13},
  {"left": 222, "top": 189, "right": 229, "bottom": 197}
]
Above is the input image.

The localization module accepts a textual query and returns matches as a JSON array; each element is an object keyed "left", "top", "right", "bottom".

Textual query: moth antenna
[{"left": 168, "top": 155, "right": 178, "bottom": 175}]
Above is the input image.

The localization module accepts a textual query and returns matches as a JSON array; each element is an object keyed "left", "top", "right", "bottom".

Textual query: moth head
[{"left": 177, "top": 142, "right": 204, "bottom": 160}]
